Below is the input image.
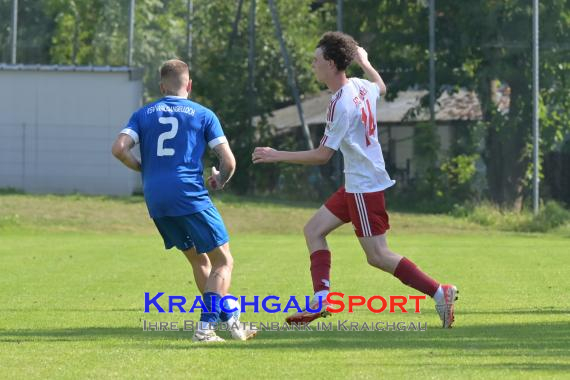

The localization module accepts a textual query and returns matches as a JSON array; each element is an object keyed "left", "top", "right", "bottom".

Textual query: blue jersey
[{"left": 121, "top": 96, "right": 226, "bottom": 218}]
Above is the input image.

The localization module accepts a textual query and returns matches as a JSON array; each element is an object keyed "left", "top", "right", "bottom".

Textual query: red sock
[
  {"left": 310, "top": 250, "right": 331, "bottom": 293},
  {"left": 393, "top": 257, "right": 439, "bottom": 297}
]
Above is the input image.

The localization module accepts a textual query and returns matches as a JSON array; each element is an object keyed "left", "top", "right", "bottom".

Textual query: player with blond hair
[{"left": 113, "top": 59, "right": 256, "bottom": 342}]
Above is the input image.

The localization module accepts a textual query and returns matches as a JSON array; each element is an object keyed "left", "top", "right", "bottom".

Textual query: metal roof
[
  {"left": 0, "top": 64, "right": 134, "bottom": 72},
  {"left": 264, "top": 88, "right": 486, "bottom": 130},
  {"left": 0, "top": 64, "right": 144, "bottom": 80}
]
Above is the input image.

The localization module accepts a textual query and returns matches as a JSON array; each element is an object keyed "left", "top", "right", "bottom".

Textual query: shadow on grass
[
  {"left": 460, "top": 308, "right": 570, "bottom": 315},
  {"left": 1, "top": 321, "right": 569, "bottom": 360}
]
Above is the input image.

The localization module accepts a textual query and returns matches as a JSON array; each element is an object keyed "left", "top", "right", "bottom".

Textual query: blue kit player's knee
[{"left": 153, "top": 206, "right": 229, "bottom": 253}]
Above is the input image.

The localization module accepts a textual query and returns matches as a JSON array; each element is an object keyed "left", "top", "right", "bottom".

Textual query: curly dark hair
[{"left": 316, "top": 32, "right": 358, "bottom": 71}]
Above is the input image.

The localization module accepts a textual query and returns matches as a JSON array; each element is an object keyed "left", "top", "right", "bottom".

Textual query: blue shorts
[{"left": 152, "top": 207, "right": 229, "bottom": 254}]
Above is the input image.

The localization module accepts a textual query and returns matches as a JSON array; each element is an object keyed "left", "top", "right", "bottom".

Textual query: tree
[
  {"left": 187, "top": 0, "right": 329, "bottom": 193},
  {"left": 44, "top": 0, "right": 328, "bottom": 194},
  {"left": 47, "top": 0, "right": 188, "bottom": 97},
  {"left": 0, "top": 0, "right": 55, "bottom": 64},
  {"left": 344, "top": 0, "right": 570, "bottom": 210}
]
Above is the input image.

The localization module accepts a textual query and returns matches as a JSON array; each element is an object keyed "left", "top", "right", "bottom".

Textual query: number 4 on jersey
[{"left": 360, "top": 99, "right": 376, "bottom": 146}]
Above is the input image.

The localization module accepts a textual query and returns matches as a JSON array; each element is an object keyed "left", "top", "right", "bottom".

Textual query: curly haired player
[{"left": 252, "top": 32, "right": 458, "bottom": 328}]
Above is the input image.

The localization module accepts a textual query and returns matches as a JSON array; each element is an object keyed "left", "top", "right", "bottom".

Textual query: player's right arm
[
  {"left": 354, "top": 46, "right": 386, "bottom": 96},
  {"left": 252, "top": 101, "right": 347, "bottom": 166},
  {"left": 252, "top": 145, "right": 335, "bottom": 165},
  {"left": 113, "top": 110, "right": 142, "bottom": 172},
  {"left": 112, "top": 133, "right": 141, "bottom": 172}
]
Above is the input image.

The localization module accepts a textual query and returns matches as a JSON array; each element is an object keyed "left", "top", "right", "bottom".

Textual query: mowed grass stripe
[{"left": 0, "top": 195, "right": 569, "bottom": 379}]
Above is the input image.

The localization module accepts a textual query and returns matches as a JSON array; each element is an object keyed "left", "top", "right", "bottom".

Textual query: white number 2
[{"left": 157, "top": 117, "right": 178, "bottom": 156}]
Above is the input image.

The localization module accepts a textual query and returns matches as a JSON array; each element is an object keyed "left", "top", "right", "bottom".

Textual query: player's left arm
[
  {"left": 252, "top": 145, "right": 335, "bottom": 165},
  {"left": 208, "top": 142, "right": 236, "bottom": 190},
  {"left": 204, "top": 109, "right": 235, "bottom": 190},
  {"left": 111, "top": 134, "right": 141, "bottom": 172}
]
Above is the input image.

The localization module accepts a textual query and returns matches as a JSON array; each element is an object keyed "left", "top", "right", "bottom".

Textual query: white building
[
  {"left": 263, "top": 89, "right": 483, "bottom": 184},
  {"left": 0, "top": 64, "right": 143, "bottom": 195}
]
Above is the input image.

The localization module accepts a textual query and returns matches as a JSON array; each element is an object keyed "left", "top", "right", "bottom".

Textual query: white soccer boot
[
  {"left": 192, "top": 329, "right": 225, "bottom": 343},
  {"left": 229, "top": 318, "right": 258, "bottom": 341},
  {"left": 435, "top": 284, "right": 459, "bottom": 328}
]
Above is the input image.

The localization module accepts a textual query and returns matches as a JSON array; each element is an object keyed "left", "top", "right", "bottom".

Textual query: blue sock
[
  {"left": 219, "top": 297, "right": 233, "bottom": 322},
  {"left": 200, "top": 292, "right": 221, "bottom": 325}
]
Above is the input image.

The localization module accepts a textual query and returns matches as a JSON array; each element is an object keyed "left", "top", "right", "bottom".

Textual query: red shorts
[{"left": 324, "top": 186, "right": 390, "bottom": 237}]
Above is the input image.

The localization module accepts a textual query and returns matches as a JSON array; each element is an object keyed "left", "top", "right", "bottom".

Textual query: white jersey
[{"left": 320, "top": 77, "right": 395, "bottom": 193}]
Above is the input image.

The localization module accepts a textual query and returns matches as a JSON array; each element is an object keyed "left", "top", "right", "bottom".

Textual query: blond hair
[{"left": 160, "top": 59, "right": 190, "bottom": 93}]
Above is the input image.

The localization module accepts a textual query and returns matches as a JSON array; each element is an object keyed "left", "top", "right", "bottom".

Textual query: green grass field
[{"left": 1, "top": 194, "right": 569, "bottom": 379}]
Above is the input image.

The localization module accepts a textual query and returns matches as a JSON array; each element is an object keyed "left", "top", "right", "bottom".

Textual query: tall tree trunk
[{"left": 482, "top": 78, "right": 530, "bottom": 211}]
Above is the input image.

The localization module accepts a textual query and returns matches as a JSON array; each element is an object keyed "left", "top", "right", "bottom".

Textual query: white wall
[
  {"left": 379, "top": 123, "right": 455, "bottom": 180},
  {"left": 0, "top": 68, "right": 142, "bottom": 195}
]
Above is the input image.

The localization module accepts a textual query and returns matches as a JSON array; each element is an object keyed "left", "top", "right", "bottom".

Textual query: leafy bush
[
  {"left": 0, "top": 188, "right": 25, "bottom": 195},
  {"left": 452, "top": 200, "right": 570, "bottom": 232},
  {"left": 440, "top": 154, "right": 479, "bottom": 198},
  {"left": 519, "top": 201, "right": 570, "bottom": 232}
]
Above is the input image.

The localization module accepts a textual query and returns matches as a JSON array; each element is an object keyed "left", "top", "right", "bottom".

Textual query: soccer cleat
[
  {"left": 192, "top": 329, "right": 225, "bottom": 343},
  {"left": 435, "top": 284, "right": 459, "bottom": 328},
  {"left": 229, "top": 321, "right": 258, "bottom": 341},
  {"left": 285, "top": 297, "right": 331, "bottom": 325}
]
